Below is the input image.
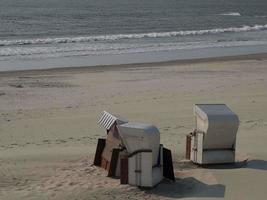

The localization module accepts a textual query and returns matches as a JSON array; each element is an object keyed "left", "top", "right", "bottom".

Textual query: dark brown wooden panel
[
  {"left": 93, "top": 138, "right": 106, "bottom": 166},
  {"left": 163, "top": 147, "right": 175, "bottom": 181},
  {"left": 108, "top": 148, "right": 121, "bottom": 177},
  {"left": 120, "top": 155, "right": 128, "bottom": 184},
  {"left": 186, "top": 134, "right": 192, "bottom": 159}
]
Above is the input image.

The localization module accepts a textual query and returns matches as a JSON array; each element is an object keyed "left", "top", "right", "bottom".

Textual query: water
[{"left": 1, "top": 0, "right": 267, "bottom": 70}]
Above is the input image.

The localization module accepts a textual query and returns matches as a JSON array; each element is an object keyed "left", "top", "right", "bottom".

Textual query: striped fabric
[{"left": 98, "top": 111, "right": 128, "bottom": 130}]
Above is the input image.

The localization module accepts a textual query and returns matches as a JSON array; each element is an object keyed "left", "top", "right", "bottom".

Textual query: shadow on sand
[
  {"left": 145, "top": 178, "right": 225, "bottom": 198},
  {"left": 244, "top": 159, "right": 267, "bottom": 170},
  {"left": 201, "top": 159, "right": 267, "bottom": 170},
  {"left": 144, "top": 159, "right": 267, "bottom": 198}
]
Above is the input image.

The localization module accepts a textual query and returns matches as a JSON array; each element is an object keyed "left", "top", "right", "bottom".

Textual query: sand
[{"left": 0, "top": 54, "right": 267, "bottom": 199}]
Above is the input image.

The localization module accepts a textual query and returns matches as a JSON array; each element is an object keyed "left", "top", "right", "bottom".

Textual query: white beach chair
[
  {"left": 117, "top": 122, "right": 163, "bottom": 187},
  {"left": 186, "top": 104, "right": 239, "bottom": 164},
  {"left": 94, "top": 111, "right": 175, "bottom": 188}
]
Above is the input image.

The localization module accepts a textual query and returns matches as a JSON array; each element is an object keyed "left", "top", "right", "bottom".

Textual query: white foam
[
  {"left": 219, "top": 12, "right": 241, "bottom": 16},
  {"left": 1, "top": 40, "right": 267, "bottom": 61},
  {"left": 1, "top": 24, "right": 267, "bottom": 47},
  {"left": 254, "top": 15, "right": 267, "bottom": 18}
]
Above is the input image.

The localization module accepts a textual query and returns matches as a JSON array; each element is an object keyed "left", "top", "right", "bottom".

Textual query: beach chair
[
  {"left": 94, "top": 111, "right": 175, "bottom": 188},
  {"left": 117, "top": 122, "right": 163, "bottom": 187},
  {"left": 93, "top": 111, "right": 128, "bottom": 177},
  {"left": 186, "top": 104, "right": 239, "bottom": 164}
]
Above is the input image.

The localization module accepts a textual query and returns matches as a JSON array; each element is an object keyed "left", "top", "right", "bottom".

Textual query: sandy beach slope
[{"left": 0, "top": 54, "right": 267, "bottom": 200}]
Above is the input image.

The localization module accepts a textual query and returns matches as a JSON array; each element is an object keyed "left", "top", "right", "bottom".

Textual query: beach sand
[{"left": 0, "top": 54, "right": 267, "bottom": 200}]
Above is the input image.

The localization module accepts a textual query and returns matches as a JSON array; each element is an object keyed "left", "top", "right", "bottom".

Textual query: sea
[{"left": 1, "top": 0, "right": 267, "bottom": 71}]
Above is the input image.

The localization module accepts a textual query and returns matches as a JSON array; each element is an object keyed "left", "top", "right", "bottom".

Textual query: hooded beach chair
[
  {"left": 186, "top": 104, "right": 239, "bottom": 164},
  {"left": 94, "top": 111, "right": 175, "bottom": 188}
]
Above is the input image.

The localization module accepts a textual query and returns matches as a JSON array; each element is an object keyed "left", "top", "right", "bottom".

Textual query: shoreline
[
  {"left": 1, "top": 43, "right": 267, "bottom": 74},
  {"left": 1, "top": 52, "right": 267, "bottom": 76}
]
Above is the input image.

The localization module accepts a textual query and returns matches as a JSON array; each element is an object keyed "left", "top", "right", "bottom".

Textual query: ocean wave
[
  {"left": 219, "top": 12, "right": 241, "bottom": 16},
  {"left": 1, "top": 40, "right": 267, "bottom": 59},
  {"left": 254, "top": 15, "right": 267, "bottom": 18},
  {"left": 1, "top": 24, "right": 267, "bottom": 47}
]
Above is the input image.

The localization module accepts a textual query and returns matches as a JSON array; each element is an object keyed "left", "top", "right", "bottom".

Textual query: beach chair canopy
[
  {"left": 194, "top": 104, "right": 239, "bottom": 149},
  {"left": 117, "top": 122, "right": 160, "bottom": 165},
  {"left": 98, "top": 111, "right": 128, "bottom": 130}
]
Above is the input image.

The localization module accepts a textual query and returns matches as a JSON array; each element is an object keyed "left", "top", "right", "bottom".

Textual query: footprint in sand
[
  {"left": 244, "top": 119, "right": 265, "bottom": 129},
  {"left": 42, "top": 139, "right": 51, "bottom": 144},
  {"left": 56, "top": 139, "right": 67, "bottom": 144},
  {"left": 56, "top": 183, "right": 63, "bottom": 187},
  {"left": 162, "top": 126, "right": 170, "bottom": 131},
  {"left": 174, "top": 125, "right": 185, "bottom": 129},
  {"left": 68, "top": 181, "right": 78, "bottom": 186}
]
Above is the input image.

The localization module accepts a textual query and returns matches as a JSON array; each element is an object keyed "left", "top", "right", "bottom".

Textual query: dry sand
[{"left": 0, "top": 54, "right": 267, "bottom": 200}]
